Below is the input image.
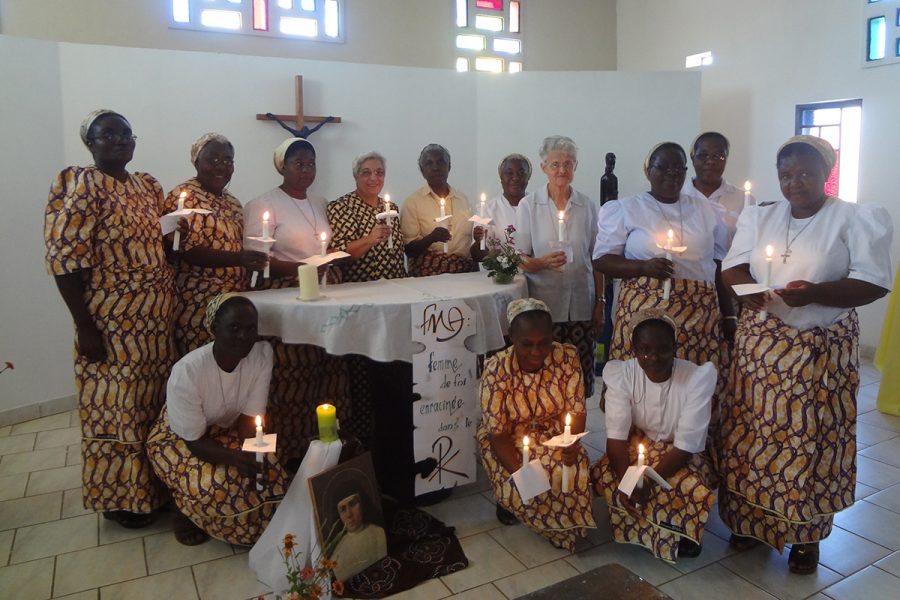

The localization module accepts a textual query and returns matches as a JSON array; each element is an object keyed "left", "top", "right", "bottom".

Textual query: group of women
[{"left": 45, "top": 109, "right": 893, "bottom": 578}]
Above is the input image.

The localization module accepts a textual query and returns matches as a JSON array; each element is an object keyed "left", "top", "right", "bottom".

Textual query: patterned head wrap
[
  {"left": 629, "top": 308, "right": 678, "bottom": 340},
  {"left": 80, "top": 109, "right": 128, "bottom": 147},
  {"left": 643, "top": 141, "right": 686, "bottom": 175},
  {"left": 273, "top": 137, "right": 314, "bottom": 174},
  {"left": 204, "top": 292, "right": 242, "bottom": 332},
  {"left": 777, "top": 135, "right": 837, "bottom": 174},
  {"left": 507, "top": 298, "right": 552, "bottom": 325},
  {"left": 191, "top": 132, "right": 231, "bottom": 166}
]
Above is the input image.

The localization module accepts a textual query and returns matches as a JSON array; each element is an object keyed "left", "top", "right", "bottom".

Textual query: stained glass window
[
  {"left": 169, "top": 0, "right": 343, "bottom": 42},
  {"left": 863, "top": 0, "right": 900, "bottom": 66},
  {"left": 795, "top": 100, "right": 862, "bottom": 203},
  {"left": 454, "top": 0, "right": 523, "bottom": 73}
]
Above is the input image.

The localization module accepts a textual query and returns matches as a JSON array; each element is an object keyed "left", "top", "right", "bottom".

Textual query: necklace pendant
[{"left": 781, "top": 248, "right": 791, "bottom": 264}]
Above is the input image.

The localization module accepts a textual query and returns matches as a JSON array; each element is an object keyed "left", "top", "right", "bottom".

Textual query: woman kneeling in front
[
  {"left": 591, "top": 309, "right": 717, "bottom": 562},
  {"left": 147, "top": 294, "right": 288, "bottom": 545}
]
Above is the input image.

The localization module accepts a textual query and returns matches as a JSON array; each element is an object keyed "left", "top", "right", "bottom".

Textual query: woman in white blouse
[
  {"left": 593, "top": 142, "right": 733, "bottom": 409},
  {"left": 515, "top": 136, "right": 602, "bottom": 396},
  {"left": 718, "top": 135, "right": 893, "bottom": 574},
  {"left": 591, "top": 309, "right": 716, "bottom": 563},
  {"left": 147, "top": 294, "right": 288, "bottom": 546}
]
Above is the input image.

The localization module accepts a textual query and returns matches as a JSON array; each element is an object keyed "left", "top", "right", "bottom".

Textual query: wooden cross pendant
[
  {"left": 255, "top": 75, "right": 342, "bottom": 130},
  {"left": 780, "top": 248, "right": 792, "bottom": 264}
]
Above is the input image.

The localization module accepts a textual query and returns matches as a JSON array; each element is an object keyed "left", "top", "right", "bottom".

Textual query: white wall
[
  {"left": 0, "top": 34, "right": 699, "bottom": 417},
  {"left": 618, "top": 0, "right": 900, "bottom": 350}
]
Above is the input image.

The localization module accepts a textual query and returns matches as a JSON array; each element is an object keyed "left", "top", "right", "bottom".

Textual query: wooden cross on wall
[{"left": 255, "top": 75, "right": 342, "bottom": 133}]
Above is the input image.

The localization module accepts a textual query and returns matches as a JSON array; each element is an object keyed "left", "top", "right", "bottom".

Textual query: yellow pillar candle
[
  {"left": 317, "top": 403, "right": 338, "bottom": 442},
  {"left": 298, "top": 264, "right": 320, "bottom": 301}
]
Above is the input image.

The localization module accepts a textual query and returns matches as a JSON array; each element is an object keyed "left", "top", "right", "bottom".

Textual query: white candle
[
  {"left": 637, "top": 443, "right": 645, "bottom": 468},
  {"left": 744, "top": 180, "right": 753, "bottom": 209},
  {"left": 383, "top": 193, "right": 391, "bottom": 215},
  {"left": 384, "top": 194, "right": 394, "bottom": 249},
  {"left": 557, "top": 210, "right": 566, "bottom": 242},
  {"left": 760, "top": 244, "right": 774, "bottom": 321},
  {"left": 173, "top": 191, "right": 187, "bottom": 251},
  {"left": 479, "top": 193, "right": 487, "bottom": 251},
  {"left": 562, "top": 413, "right": 574, "bottom": 493},
  {"left": 298, "top": 264, "right": 320, "bottom": 301},
  {"left": 440, "top": 198, "right": 448, "bottom": 254},
  {"left": 563, "top": 413, "right": 572, "bottom": 444},
  {"left": 319, "top": 231, "right": 327, "bottom": 257},
  {"left": 663, "top": 229, "right": 674, "bottom": 301},
  {"left": 261, "top": 210, "right": 270, "bottom": 239},
  {"left": 522, "top": 435, "right": 530, "bottom": 466},
  {"left": 254, "top": 415, "right": 264, "bottom": 490}
]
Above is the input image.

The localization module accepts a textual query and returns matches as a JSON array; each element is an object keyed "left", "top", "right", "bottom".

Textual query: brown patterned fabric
[
  {"left": 165, "top": 178, "right": 248, "bottom": 356},
  {"left": 44, "top": 166, "right": 175, "bottom": 514},
  {"left": 326, "top": 192, "right": 406, "bottom": 282},
  {"left": 477, "top": 344, "right": 596, "bottom": 551},
  {"left": 147, "top": 407, "right": 288, "bottom": 545},
  {"left": 717, "top": 310, "right": 859, "bottom": 552},
  {"left": 407, "top": 250, "right": 474, "bottom": 278},
  {"left": 551, "top": 320, "right": 595, "bottom": 398},
  {"left": 591, "top": 438, "right": 715, "bottom": 563}
]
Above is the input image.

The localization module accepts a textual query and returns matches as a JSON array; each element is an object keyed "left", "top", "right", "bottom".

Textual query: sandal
[
  {"left": 678, "top": 538, "right": 702, "bottom": 558},
  {"left": 173, "top": 513, "right": 209, "bottom": 546},
  {"left": 788, "top": 543, "right": 819, "bottom": 575},
  {"left": 729, "top": 534, "right": 758, "bottom": 551},
  {"left": 102, "top": 510, "right": 155, "bottom": 529},
  {"left": 496, "top": 503, "right": 518, "bottom": 526}
]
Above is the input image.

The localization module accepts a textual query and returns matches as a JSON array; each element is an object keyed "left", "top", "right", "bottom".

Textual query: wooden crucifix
[{"left": 256, "top": 75, "right": 342, "bottom": 136}]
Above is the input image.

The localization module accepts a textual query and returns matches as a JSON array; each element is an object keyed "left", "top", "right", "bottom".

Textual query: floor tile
[
  {"left": 720, "top": 544, "right": 843, "bottom": 600},
  {"left": 0, "top": 556, "right": 54, "bottom": 600},
  {"left": 860, "top": 363, "right": 882, "bottom": 386},
  {"left": 0, "top": 433, "right": 35, "bottom": 456},
  {"left": 564, "top": 541, "right": 681, "bottom": 586},
  {"left": 672, "top": 530, "right": 737, "bottom": 574},
  {"left": 70, "top": 410, "right": 81, "bottom": 428},
  {"left": 67, "top": 443, "right": 82, "bottom": 466},
  {"left": 858, "top": 383, "right": 880, "bottom": 414},
  {"left": 34, "top": 426, "right": 81, "bottom": 450},
  {"left": 10, "top": 412, "right": 72, "bottom": 435},
  {"left": 191, "top": 553, "right": 270, "bottom": 600},
  {"left": 144, "top": 530, "right": 233, "bottom": 574},
  {"left": 440, "top": 532, "right": 524, "bottom": 593},
  {"left": 26, "top": 464, "right": 81, "bottom": 496},
  {"left": 493, "top": 558, "right": 579, "bottom": 598},
  {"left": 0, "top": 530, "right": 12, "bottom": 567},
  {"left": 860, "top": 437, "right": 900, "bottom": 469},
  {"left": 54, "top": 538, "right": 146, "bottom": 597},
  {"left": 873, "top": 548, "right": 900, "bottom": 577},
  {"left": 818, "top": 526, "right": 893, "bottom": 576},
  {"left": 857, "top": 422, "right": 898, "bottom": 446},
  {"left": 11, "top": 513, "right": 97, "bottom": 564},
  {"left": 582, "top": 498, "right": 613, "bottom": 546},
  {"left": 659, "top": 563, "right": 776, "bottom": 600},
  {"left": 487, "top": 523, "right": 568, "bottom": 567},
  {"left": 452, "top": 477, "right": 492, "bottom": 500},
  {"left": 0, "top": 447, "right": 66, "bottom": 476},
  {"left": 865, "top": 483, "right": 900, "bottom": 514},
  {"left": 55, "top": 590, "right": 98, "bottom": 600},
  {"left": 100, "top": 567, "right": 198, "bottom": 600},
  {"left": 704, "top": 502, "right": 734, "bottom": 541},
  {"left": 445, "top": 583, "right": 505, "bottom": 600},
  {"left": 0, "top": 426, "right": 10, "bottom": 437},
  {"left": 833, "top": 501, "right": 900, "bottom": 550},
  {"left": 856, "top": 456, "right": 900, "bottom": 490},
  {"left": 858, "top": 410, "right": 900, "bottom": 434},
  {"left": 0, "top": 473, "right": 28, "bottom": 501},
  {"left": 856, "top": 481, "right": 879, "bottom": 500},
  {"left": 382, "top": 578, "right": 450, "bottom": 600},
  {"left": 423, "top": 492, "right": 500, "bottom": 539},
  {"left": 62, "top": 489, "right": 93, "bottom": 519},
  {"left": 98, "top": 511, "right": 173, "bottom": 545},
  {"left": 822, "top": 565, "right": 900, "bottom": 600},
  {"left": 0, "top": 491, "right": 61, "bottom": 530}
]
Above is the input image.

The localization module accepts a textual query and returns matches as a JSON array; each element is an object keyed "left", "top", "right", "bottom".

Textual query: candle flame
[
  {"left": 667, "top": 229, "right": 674, "bottom": 241},
  {"left": 638, "top": 443, "right": 645, "bottom": 455},
  {"left": 765, "top": 244, "right": 774, "bottom": 258},
  {"left": 744, "top": 180, "right": 752, "bottom": 192},
  {"left": 384, "top": 193, "right": 390, "bottom": 203},
  {"left": 480, "top": 192, "right": 486, "bottom": 203},
  {"left": 179, "top": 191, "right": 187, "bottom": 199},
  {"left": 255, "top": 415, "right": 262, "bottom": 427},
  {"left": 320, "top": 231, "right": 327, "bottom": 242},
  {"left": 565, "top": 413, "right": 571, "bottom": 426},
  {"left": 262, "top": 210, "right": 270, "bottom": 221},
  {"left": 440, "top": 198, "right": 445, "bottom": 207},
  {"left": 558, "top": 210, "right": 565, "bottom": 220},
  {"left": 523, "top": 435, "right": 529, "bottom": 446},
  {"left": 320, "top": 403, "right": 331, "bottom": 410}
]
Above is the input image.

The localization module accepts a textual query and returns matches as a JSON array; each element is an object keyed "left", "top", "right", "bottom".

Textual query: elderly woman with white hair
[
  {"left": 166, "top": 133, "right": 268, "bottom": 355},
  {"left": 479, "top": 153, "right": 532, "bottom": 243},
  {"left": 327, "top": 151, "right": 405, "bottom": 282},
  {"left": 515, "top": 135, "right": 602, "bottom": 396}
]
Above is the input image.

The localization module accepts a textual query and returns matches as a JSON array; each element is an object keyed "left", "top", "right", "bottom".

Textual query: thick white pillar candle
[{"left": 298, "top": 264, "right": 320, "bottom": 301}]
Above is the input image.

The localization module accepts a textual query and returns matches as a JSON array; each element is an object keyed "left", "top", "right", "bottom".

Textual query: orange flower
[
  {"left": 283, "top": 533, "right": 296, "bottom": 552},
  {"left": 332, "top": 580, "right": 345, "bottom": 595},
  {"left": 312, "top": 585, "right": 322, "bottom": 597},
  {"left": 300, "top": 566, "right": 315, "bottom": 581},
  {"left": 320, "top": 558, "right": 337, "bottom": 570}
]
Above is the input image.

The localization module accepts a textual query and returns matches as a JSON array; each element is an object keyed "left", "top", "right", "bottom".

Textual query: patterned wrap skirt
[
  {"left": 591, "top": 438, "right": 715, "bottom": 563},
  {"left": 146, "top": 407, "right": 288, "bottom": 545},
  {"left": 477, "top": 421, "right": 596, "bottom": 552},
  {"left": 717, "top": 310, "right": 859, "bottom": 552},
  {"left": 552, "top": 321, "right": 596, "bottom": 398},
  {"left": 408, "top": 250, "right": 474, "bottom": 277}
]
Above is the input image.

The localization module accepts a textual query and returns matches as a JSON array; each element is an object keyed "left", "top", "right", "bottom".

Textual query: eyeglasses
[
  {"left": 649, "top": 164, "right": 688, "bottom": 175},
  {"left": 546, "top": 160, "right": 576, "bottom": 172},
  {"left": 90, "top": 133, "right": 137, "bottom": 143},
  {"left": 204, "top": 157, "right": 235, "bottom": 167},
  {"left": 694, "top": 152, "right": 727, "bottom": 163}
]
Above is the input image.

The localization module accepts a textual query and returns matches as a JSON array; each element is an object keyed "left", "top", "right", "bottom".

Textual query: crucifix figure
[
  {"left": 256, "top": 75, "right": 342, "bottom": 137},
  {"left": 781, "top": 248, "right": 792, "bottom": 264}
]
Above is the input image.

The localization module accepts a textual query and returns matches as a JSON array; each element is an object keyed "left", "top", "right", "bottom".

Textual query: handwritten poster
[{"left": 411, "top": 300, "right": 479, "bottom": 496}]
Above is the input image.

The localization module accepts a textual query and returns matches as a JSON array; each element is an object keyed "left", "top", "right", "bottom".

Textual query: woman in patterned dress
[
  {"left": 243, "top": 138, "right": 350, "bottom": 460},
  {"left": 44, "top": 109, "right": 177, "bottom": 528},
  {"left": 591, "top": 309, "right": 716, "bottom": 563},
  {"left": 477, "top": 298, "right": 596, "bottom": 551},
  {"left": 166, "top": 133, "right": 268, "bottom": 356},
  {"left": 147, "top": 294, "right": 288, "bottom": 546},
  {"left": 719, "top": 135, "right": 893, "bottom": 574}
]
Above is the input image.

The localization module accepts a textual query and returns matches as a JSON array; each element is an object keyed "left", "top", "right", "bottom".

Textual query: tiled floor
[{"left": 1, "top": 364, "right": 899, "bottom": 599}]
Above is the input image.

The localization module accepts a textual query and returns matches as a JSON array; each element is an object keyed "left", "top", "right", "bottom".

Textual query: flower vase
[{"left": 493, "top": 271, "right": 515, "bottom": 284}]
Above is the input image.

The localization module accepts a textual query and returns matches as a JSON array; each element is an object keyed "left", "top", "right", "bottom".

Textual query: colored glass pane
[
  {"left": 510, "top": 1, "right": 520, "bottom": 33},
  {"left": 200, "top": 9, "right": 242, "bottom": 29},
  {"left": 173, "top": 0, "right": 190, "bottom": 23},
  {"left": 280, "top": 16, "right": 317, "bottom": 36},
  {"left": 868, "top": 16, "right": 886, "bottom": 60},
  {"left": 253, "top": 0, "right": 268, "bottom": 30},
  {"left": 476, "top": 0, "right": 503, "bottom": 10}
]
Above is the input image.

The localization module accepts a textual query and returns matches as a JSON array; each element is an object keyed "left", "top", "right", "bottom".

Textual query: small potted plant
[{"left": 482, "top": 225, "right": 523, "bottom": 284}]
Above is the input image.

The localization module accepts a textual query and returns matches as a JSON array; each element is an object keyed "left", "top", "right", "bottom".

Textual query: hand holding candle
[
  {"left": 760, "top": 244, "right": 774, "bottom": 321},
  {"left": 316, "top": 403, "right": 338, "bottom": 442},
  {"left": 173, "top": 191, "right": 187, "bottom": 251},
  {"left": 662, "top": 229, "right": 674, "bottom": 301}
]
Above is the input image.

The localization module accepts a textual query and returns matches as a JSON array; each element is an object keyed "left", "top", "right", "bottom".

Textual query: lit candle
[
  {"left": 557, "top": 210, "right": 566, "bottom": 242},
  {"left": 562, "top": 413, "right": 573, "bottom": 493},
  {"left": 261, "top": 210, "right": 270, "bottom": 239},
  {"left": 760, "top": 244, "right": 774, "bottom": 321},
  {"left": 522, "top": 435, "right": 530, "bottom": 466},
  {"left": 383, "top": 194, "right": 394, "bottom": 249},
  {"left": 254, "top": 415, "right": 264, "bottom": 491},
  {"left": 298, "top": 264, "right": 320, "bottom": 301},
  {"left": 383, "top": 193, "right": 391, "bottom": 215},
  {"left": 319, "top": 231, "right": 327, "bottom": 257},
  {"left": 479, "top": 193, "right": 487, "bottom": 251},
  {"left": 663, "top": 229, "right": 674, "bottom": 301},
  {"left": 744, "top": 180, "right": 753, "bottom": 209},
  {"left": 316, "top": 403, "right": 338, "bottom": 442},
  {"left": 637, "top": 443, "right": 645, "bottom": 468},
  {"left": 172, "top": 191, "right": 187, "bottom": 251},
  {"left": 563, "top": 412, "right": 572, "bottom": 444},
  {"left": 440, "top": 198, "right": 448, "bottom": 254}
]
